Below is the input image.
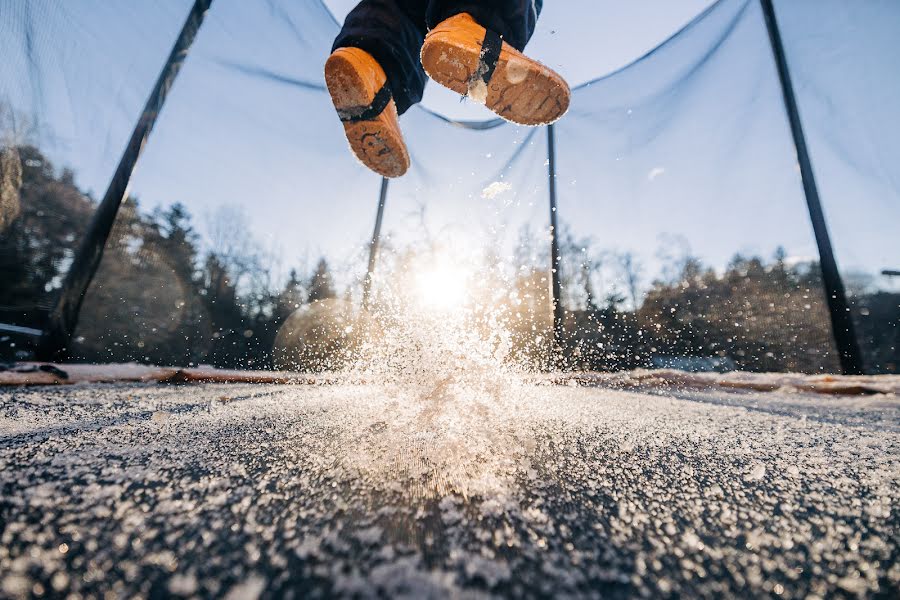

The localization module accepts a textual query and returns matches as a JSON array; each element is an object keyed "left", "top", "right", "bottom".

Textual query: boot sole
[
  {"left": 421, "top": 32, "right": 570, "bottom": 126},
  {"left": 325, "top": 53, "right": 410, "bottom": 178}
]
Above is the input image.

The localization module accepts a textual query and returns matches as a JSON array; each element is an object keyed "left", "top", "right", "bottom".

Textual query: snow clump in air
[{"left": 481, "top": 181, "right": 512, "bottom": 200}]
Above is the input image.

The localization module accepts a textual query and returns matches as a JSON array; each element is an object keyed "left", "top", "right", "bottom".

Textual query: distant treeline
[{"left": 1, "top": 145, "right": 896, "bottom": 373}]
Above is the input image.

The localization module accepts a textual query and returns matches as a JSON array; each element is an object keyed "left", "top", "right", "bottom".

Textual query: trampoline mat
[{"left": 1, "top": 380, "right": 898, "bottom": 598}]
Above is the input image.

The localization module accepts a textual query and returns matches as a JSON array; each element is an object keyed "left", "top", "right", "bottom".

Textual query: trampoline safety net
[{"left": 0, "top": 0, "right": 897, "bottom": 374}]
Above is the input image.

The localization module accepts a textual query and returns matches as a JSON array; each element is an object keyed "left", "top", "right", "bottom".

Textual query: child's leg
[
  {"left": 425, "top": 0, "right": 542, "bottom": 52},
  {"left": 332, "top": 0, "right": 430, "bottom": 115},
  {"left": 327, "top": 1, "right": 430, "bottom": 178}
]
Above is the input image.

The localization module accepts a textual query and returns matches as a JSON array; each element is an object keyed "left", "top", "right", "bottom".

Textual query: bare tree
[
  {"left": 618, "top": 251, "right": 644, "bottom": 310},
  {"left": 655, "top": 233, "right": 693, "bottom": 284},
  {"left": 205, "top": 205, "right": 271, "bottom": 293}
]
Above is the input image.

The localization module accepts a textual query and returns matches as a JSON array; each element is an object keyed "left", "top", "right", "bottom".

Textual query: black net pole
[
  {"left": 362, "top": 177, "right": 389, "bottom": 310},
  {"left": 38, "top": 0, "right": 213, "bottom": 360},
  {"left": 760, "top": 0, "right": 864, "bottom": 375},
  {"left": 547, "top": 125, "right": 564, "bottom": 352}
]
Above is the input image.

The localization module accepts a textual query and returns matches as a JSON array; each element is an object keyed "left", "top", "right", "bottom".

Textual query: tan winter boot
[
  {"left": 421, "top": 13, "right": 570, "bottom": 126},
  {"left": 325, "top": 47, "right": 410, "bottom": 178}
]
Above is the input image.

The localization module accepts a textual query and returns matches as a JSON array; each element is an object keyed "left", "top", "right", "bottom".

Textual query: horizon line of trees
[{"left": 1, "top": 143, "right": 896, "bottom": 373}]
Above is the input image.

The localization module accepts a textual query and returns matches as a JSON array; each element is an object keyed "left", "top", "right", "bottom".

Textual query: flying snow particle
[
  {"left": 481, "top": 181, "right": 512, "bottom": 200},
  {"left": 467, "top": 78, "right": 488, "bottom": 104},
  {"left": 648, "top": 167, "right": 666, "bottom": 181}
]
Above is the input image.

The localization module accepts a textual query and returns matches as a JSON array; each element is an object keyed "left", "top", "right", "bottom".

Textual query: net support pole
[
  {"left": 760, "top": 0, "right": 864, "bottom": 375},
  {"left": 38, "top": 0, "right": 213, "bottom": 361},
  {"left": 362, "top": 177, "right": 389, "bottom": 311},
  {"left": 547, "top": 125, "right": 565, "bottom": 352}
]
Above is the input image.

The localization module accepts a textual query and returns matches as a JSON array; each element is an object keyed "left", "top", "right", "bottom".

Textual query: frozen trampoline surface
[{"left": 1, "top": 380, "right": 898, "bottom": 598}]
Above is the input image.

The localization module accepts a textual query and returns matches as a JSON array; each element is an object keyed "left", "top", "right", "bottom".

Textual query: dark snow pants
[{"left": 332, "top": 0, "right": 543, "bottom": 115}]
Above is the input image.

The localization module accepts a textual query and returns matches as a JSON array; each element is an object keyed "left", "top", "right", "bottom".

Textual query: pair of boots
[{"left": 325, "top": 12, "right": 570, "bottom": 178}]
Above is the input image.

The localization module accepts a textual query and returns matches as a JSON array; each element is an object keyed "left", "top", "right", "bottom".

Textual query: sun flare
[{"left": 413, "top": 260, "right": 469, "bottom": 312}]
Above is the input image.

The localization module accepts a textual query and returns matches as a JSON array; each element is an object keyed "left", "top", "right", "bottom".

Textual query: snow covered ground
[{"left": 1, "top": 380, "right": 897, "bottom": 598}]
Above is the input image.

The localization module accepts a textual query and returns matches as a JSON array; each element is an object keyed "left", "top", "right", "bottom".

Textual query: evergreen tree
[
  {"left": 308, "top": 258, "right": 336, "bottom": 302},
  {"left": 276, "top": 269, "right": 306, "bottom": 320}
]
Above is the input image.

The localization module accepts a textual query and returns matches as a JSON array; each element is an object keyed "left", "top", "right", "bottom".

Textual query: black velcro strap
[
  {"left": 338, "top": 82, "right": 392, "bottom": 123},
  {"left": 476, "top": 29, "right": 503, "bottom": 86}
]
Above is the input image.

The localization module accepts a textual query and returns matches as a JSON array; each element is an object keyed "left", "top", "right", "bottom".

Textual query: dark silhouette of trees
[
  {"left": 0, "top": 146, "right": 94, "bottom": 332},
  {"left": 632, "top": 251, "right": 843, "bottom": 372},
  {"left": 0, "top": 145, "right": 327, "bottom": 368}
]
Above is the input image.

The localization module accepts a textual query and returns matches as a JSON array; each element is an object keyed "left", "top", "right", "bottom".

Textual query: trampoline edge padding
[{"left": 1, "top": 363, "right": 897, "bottom": 396}]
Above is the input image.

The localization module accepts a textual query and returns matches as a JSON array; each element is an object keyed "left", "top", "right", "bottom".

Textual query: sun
[{"left": 413, "top": 259, "right": 469, "bottom": 313}]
